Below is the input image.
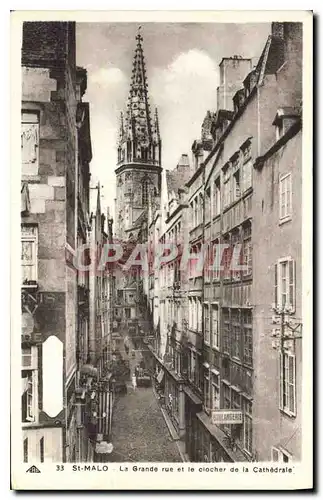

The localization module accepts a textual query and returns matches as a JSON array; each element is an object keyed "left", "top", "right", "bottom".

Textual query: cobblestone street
[{"left": 108, "top": 387, "right": 182, "bottom": 462}]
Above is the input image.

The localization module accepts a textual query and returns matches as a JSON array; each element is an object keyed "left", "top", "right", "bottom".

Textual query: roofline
[{"left": 254, "top": 120, "right": 302, "bottom": 170}]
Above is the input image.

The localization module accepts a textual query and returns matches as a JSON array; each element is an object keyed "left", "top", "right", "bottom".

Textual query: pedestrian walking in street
[{"left": 132, "top": 373, "right": 137, "bottom": 391}]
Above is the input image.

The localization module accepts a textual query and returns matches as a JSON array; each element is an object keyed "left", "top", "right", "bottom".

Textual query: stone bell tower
[{"left": 115, "top": 28, "right": 162, "bottom": 241}]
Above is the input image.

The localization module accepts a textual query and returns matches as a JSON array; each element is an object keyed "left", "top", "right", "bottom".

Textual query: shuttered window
[
  {"left": 279, "top": 173, "right": 292, "bottom": 221},
  {"left": 204, "top": 304, "right": 210, "bottom": 344},
  {"left": 279, "top": 351, "right": 296, "bottom": 416},
  {"left": 275, "top": 258, "right": 296, "bottom": 312}
]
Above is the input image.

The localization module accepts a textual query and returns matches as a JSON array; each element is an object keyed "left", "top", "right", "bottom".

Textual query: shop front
[
  {"left": 196, "top": 411, "right": 248, "bottom": 463},
  {"left": 183, "top": 385, "right": 203, "bottom": 461}
]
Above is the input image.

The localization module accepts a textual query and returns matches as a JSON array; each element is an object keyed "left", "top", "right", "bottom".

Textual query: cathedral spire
[{"left": 117, "top": 28, "right": 161, "bottom": 166}]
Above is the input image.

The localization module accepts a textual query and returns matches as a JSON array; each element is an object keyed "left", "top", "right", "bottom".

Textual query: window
[
  {"left": 204, "top": 369, "right": 210, "bottom": 410},
  {"left": 40, "top": 437, "right": 44, "bottom": 462},
  {"left": 205, "top": 188, "right": 211, "bottom": 222},
  {"left": 242, "top": 310, "right": 253, "bottom": 366},
  {"left": 23, "top": 438, "right": 28, "bottom": 463},
  {"left": 223, "top": 383, "right": 231, "bottom": 410},
  {"left": 233, "top": 169, "right": 241, "bottom": 200},
  {"left": 232, "top": 390, "right": 241, "bottom": 409},
  {"left": 279, "top": 351, "right": 296, "bottom": 416},
  {"left": 232, "top": 231, "right": 241, "bottom": 281},
  {"left": 211, "top": 371, "right": 220, "bottom": 410},
  {"left": 189, "top": 350, "right": 196, "bottom": 383},
  {"left": 243, "top": 240, "right": 252, "bottom": 277},
  {"left": 272, "top": 447, "right": 292, "bottom": 462},
  {"left": 197, "top": 354, "right": 203, "bottom": 392},
  {"left": 275, "top": 258, "right": 296, "bottom": 312},
  {"left": 205, "top": 243, "right": 211, "bottom": 282},
  {"left": 194, "top": 198, "right": 198, "bottom": 227},
  {"left": 212, "top": 240, "right": 220, "bottom": 281},
  {"left": 142, "top": 179, "right": 149, "bottom": 206},
  {"left": 199, "top": 194, "right": 203, "bottom": 225},
  {"left": 242, "top": 223, "right": 252, "bottom": 277},
  {"left": 213, "top": 178, "right": 221, "bottom": 216},
  {"left": 232, "top": 309, "right": 241, "bottom": 360},
  {"left": 21, "top": 111, "right": 39, "bottom": 175},
  {"left": 222, "top": 308, "right": 230, "bottom": 354},
  {"left": 243, "top": 399, "right": 253, "bottom": 454},
  {"left": 197, "top": 298, "right": 202, "bottom": 333},
  {"left": 211, "top": 304, "right": 219, "bottom": 349},
  {"left": 22, "top": 346, "right": 37, "bottom": 369},
  {"left": 242, "top": 160, "right": 252, "bottom": 191},
  {"left": 22, "top": 372, "right": 35, "bottom": 422},
  {"left": 223, "top": 179, "right": 231, "bottom": 208},
  {"left": 222, "top": 243, "right": 232, "bottom": 280},
  {"left": 204, "top": 304, "right": 210, "bottom": 344},
  {"left": 279, "top": 173, "right": 292, "bottom": 221},
  {"left": 21, "top": 225, "right": 38, "bottom": 285}
]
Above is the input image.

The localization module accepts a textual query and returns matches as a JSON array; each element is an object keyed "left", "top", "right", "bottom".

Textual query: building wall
[
  {"left": 252, "top": 131, "right": 302, "bottom": 460},
  {"left": 23, "top": 427, "right": 63, "bottom": 463},
  {"left": 21, "top": 21, "right": 93, "bottom": 463}
]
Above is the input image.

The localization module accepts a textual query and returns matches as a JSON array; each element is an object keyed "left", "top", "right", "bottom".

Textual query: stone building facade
[
  {"left": 144, "top": 21, "right": 303, "bottom": 463},
  {"left": 21, "top": 21, "right": 95, "bottom": 463}
]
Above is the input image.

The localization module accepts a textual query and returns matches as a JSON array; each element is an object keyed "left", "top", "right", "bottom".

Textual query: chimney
[{"left": 272, "top": 22, "right": 284, "bottom": 39}]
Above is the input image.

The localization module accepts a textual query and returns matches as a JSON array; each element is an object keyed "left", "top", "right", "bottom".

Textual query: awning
[
  {"left": 22, "top": 377, "right": 28, "bottom": 396},
  {"left": 156, "top": 369, "right": 164, "bottom": 384},
  {"left": 197, "top": 412, "right": 248, "bottom": 462},
  {"left": 183, "top": 385, "right": 203, "bottom": 406}
]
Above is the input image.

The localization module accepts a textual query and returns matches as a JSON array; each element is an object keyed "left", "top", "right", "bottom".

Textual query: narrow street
[
  {"left": 109, "top": 386, "right": 182, "bottom": 462},
  {"left": 108, "top": 322, "right": 182, "bottom": 462}
]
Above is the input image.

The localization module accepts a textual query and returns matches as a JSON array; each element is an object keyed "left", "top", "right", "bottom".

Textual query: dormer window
[
  {"left": 273, "top": 107, "right": 301, "bottom": 141},
  {"left": 233, "top": 89, "right": 245, "bottom": 114}
]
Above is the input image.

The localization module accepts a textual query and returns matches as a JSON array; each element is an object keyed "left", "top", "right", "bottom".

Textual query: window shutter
[
  {"left": 279, "top": 177, "right": 283, "bottom": 219},
  {"left": 288, "top": 354, "right": 296, "bottom": 415},
  {"left": 289, "top": 260, "right": 295, "bottom": 312},
  {"left": 279, "top": 351, "right": 283, "bottom": 410},
  {"left": 274, "top": 263, "right": 278, "bottom": 308}
]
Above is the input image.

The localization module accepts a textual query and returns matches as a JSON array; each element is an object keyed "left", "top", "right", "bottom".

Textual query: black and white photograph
[{"left": 11, "top": 10, "right": 313, "bottom": 490}]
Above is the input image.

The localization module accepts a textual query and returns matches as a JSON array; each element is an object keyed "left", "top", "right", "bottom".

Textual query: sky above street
[{"left": 76, "top": 22, "right": 271, "bottom": 216}]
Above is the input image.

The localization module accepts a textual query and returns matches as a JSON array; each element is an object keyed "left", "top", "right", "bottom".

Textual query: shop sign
[{"left": 211, "top": 410, "right": 243, "bottom": 425}]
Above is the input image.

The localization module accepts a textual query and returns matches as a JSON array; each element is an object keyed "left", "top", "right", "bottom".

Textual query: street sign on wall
[{"left": 211, "top": 410, "right": 243, "bottom": 425}]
